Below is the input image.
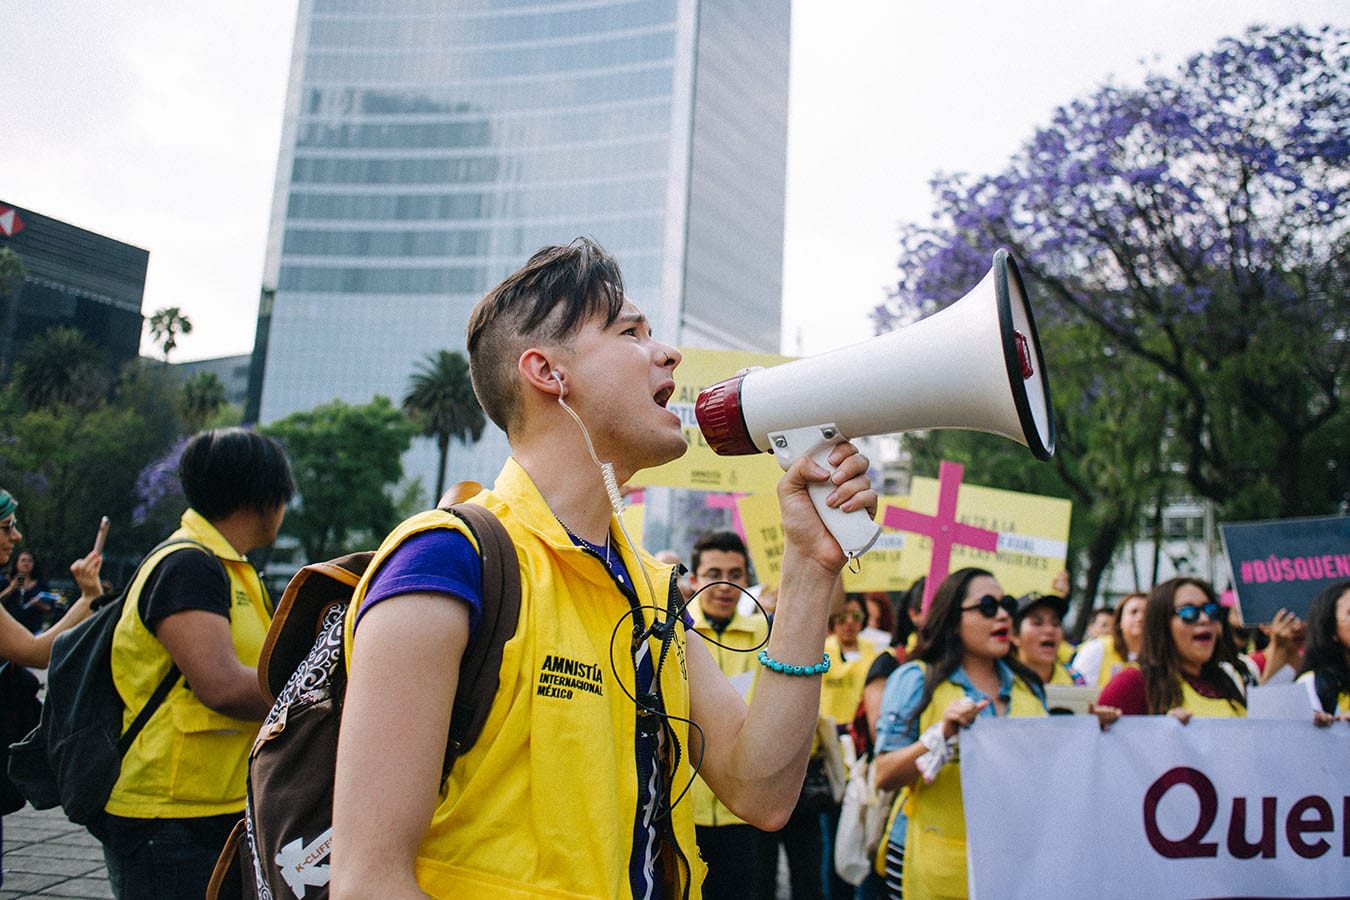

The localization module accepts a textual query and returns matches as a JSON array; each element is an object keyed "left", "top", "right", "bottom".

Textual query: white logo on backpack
[{"left": 275, "top": 828, "right": 333, "bottom": 897}]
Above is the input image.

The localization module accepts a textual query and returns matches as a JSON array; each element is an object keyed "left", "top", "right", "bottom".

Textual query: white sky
[{"left": 2, "top": 1, "right": 1344, "bottom": 362}]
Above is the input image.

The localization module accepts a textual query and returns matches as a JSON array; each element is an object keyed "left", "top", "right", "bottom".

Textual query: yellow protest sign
[
  {"left": 737, "top": 492, "right": 785, "bottom": 589},
  {"left": 842, "top": 497, "right": 913, "bottom": 593},
  {"left": 636, "top": 347, "right": 791, "bottom": 494},
  {"left": 738, "top": 493, "right": 913, "bottom": 594},
  {"left": 882, "top": 462, "right": 1072, "bottom": 602}
]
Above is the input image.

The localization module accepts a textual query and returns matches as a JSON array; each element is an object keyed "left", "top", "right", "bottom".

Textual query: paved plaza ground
[{"left": 0, "top": 804, "right": 110, "bottom": 900}]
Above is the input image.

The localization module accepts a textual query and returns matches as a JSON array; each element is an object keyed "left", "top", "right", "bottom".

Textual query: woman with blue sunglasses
[{"left": 1098, "top": 576, "right": 1247, "bottom": 721}]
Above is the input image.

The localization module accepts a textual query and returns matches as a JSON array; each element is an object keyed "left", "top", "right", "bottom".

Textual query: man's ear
[{"left": 519, "top": 348, "right": 566, "bottom": 397}]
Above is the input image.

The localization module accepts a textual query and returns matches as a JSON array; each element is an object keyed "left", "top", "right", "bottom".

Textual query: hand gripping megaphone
[{"left": 695, "top": 249, "right": 1054, "bottom": 559}]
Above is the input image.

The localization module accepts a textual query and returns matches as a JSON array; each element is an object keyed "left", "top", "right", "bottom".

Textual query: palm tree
[
  {"left": 147, "top": 307, "right": 192, "bottom": 366},
  {"left": 402, "top": 350, "right": 486, "bottom": 500},
  {"left": 180, "top": 370, "right": 228, "bottom": 430},
  {"left": 12, "top": 326, "right": 109, "bottom": 410}
]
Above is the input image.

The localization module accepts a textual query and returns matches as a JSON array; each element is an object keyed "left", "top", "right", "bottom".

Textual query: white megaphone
[{"left": 695, "top": 249, "right": 1054, "bottom": 559}]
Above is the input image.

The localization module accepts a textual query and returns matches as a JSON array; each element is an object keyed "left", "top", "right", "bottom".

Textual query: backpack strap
[
  {"left": 116, "top": 666, "right": 180, "bottom": 756},
  {"left": 112, "top": 537, "right": 221, "bottom": 754},
  {"left": 442, "top": 501, "right": 521, "bottom": 774}
]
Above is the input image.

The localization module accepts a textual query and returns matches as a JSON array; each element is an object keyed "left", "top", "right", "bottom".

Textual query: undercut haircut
[{"left": 466, "top": 237, "right": 626, "bottom": 434}]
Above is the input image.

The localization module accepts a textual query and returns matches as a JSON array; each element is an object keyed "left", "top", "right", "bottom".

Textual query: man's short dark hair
[
  {"left": 465, "top": 237, "right": 626, "bottom": 434},
  {"left": 690, "top": 531, "right": 750, "bottom": 575},
  {"left": 179, "top": 428, "right": 295, "bottom": 521}
]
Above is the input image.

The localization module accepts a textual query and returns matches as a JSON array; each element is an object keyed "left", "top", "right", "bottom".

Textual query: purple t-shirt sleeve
[{"left": 355, "top": 529, "right": 483, "bottom": 635}]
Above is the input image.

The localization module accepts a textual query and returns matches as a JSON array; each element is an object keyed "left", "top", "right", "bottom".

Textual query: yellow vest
[
  {"left": 107, "top": 509, "right": 271, "bottom": 818},
  {"left": 903, "top": 667, "right": 1046, "bottom": 900},
  {"left": 1048, "top": 662, "right": 1080, "bottom": 686},
  {"left": 688, "top": 605, "right": 767, "bottom": 828},
  {"left": 344, "top": 459, "right": 704, "bottom": 899},
  {"left": 1057, "top": 640, "right": 1075, "bottom": 665},
  {"left": 1179, "top": 675, "right": 1246, "bottom": 718},
  {"left": 820, "top": 635, "right": 879, "bottom": 727},
  {"left": 1096, "top": 640, "right": 1129, "bottom": 689}
]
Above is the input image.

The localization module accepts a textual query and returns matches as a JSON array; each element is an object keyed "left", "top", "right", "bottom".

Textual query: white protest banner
[{"left": 962, "top": 717, "right": 1350, "bottom": 899}]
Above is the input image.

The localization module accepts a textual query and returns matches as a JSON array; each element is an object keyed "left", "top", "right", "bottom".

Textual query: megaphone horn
[{"left": 695, "top": 249, "right": 1054, "bottom": 558}]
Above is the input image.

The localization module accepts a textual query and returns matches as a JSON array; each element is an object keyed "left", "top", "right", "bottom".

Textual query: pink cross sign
[
  {"left": 706, "top": 492, "right": 748, "bottom": 542},
  {"left": 882, "top": 461, "right": 999, "bottom": 613}
]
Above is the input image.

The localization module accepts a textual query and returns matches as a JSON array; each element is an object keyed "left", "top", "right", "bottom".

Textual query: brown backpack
[{"left": 208, "top": 490, "right": 520, "bottom": 899}]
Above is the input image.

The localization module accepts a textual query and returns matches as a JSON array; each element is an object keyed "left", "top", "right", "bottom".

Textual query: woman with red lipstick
[
  {"left": 871, "top": 568, "right": 1046, "bottom": 899},
  {"left": 1097, "top": 577, "right": 1246, "bottom": 721}
]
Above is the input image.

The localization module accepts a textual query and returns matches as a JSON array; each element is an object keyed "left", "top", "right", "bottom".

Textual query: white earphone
[{"left": 552, "top": 370, "right": 567, "bottom": 398}]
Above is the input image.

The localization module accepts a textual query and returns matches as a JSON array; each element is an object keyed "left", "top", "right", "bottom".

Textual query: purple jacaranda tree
[{"left": 877, "top": 25, "right": 1348, "bottom": 526}]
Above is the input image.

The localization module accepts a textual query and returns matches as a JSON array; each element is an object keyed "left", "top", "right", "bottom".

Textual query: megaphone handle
[{"left": 769, "top": 424, "right": 881, "bottom": 560}]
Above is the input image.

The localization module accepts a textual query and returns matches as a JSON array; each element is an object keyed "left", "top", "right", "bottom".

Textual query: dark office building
[{"left": 0, "top": 199, "right": 148, "bottom": 380}]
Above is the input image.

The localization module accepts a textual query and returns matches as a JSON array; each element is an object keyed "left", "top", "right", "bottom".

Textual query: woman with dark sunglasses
[
  {"left": 1097, "top": 576, "right": 1247, "bottom": 721},
  {"left": 870, "top": 568, "right": 1047, "bottom": 900}
]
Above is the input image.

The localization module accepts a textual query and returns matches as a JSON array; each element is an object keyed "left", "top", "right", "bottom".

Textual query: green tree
[
  {"left": 10, "top": 326, "right": 110, "bottom": 411},
  {"left": 147, "top": 306, "right": 193, "bottom": 367},
  {"left": 179, "top": 370, "right": 228, "bottom": 431},
  {"left": 0, "top": 247, "right": 25, "bottom": 379},
  {"left": 0, "top": 399, "right": 175, "bottom": 580},
  {"left": 263, "top": 397, "right": 417, "bottom": 561},
  {"left": 875, "top": 25, "right": 1349, "bottom": 603},
  {"left": 881, "top": 26, "right": 1349, "bottom": 519},
  {"left": 402, "top": 350, "right": 486, "bottom": 502}
]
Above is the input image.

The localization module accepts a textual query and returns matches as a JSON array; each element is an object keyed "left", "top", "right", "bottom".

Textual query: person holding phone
[
  {"left": 2, "top": 549, "right": 50, "bottom": 631},
  {"left": 0, "top": 490, "right": 106, "bottom": 667},
  {"left": 0, "top": 488, "right": 106, "bottom": 889}
]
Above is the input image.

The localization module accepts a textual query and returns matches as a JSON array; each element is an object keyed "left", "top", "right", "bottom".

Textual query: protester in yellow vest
[
  {"left": 330, "top": 238, "right": 876, "bottom": 899},
  {"left": 685, "top": 530, "right": 769, "bottom": 900},
  {"left": 872, "top": 568, "right": 1048, "bottom": 900},
  {"left": 1010, "top": 592, "right": 1086, "bottom": 687},
  {"left": 103, "top": 428, "right": 293, "bottom": 899},
  {"left": 1072, "top": 590, "right": 1146, "bottom": 688},
  {"left": 1098, "top": 577, "right": 1247, "bottom": 720},
  {"left": 1298, "top": 580, "right": 1350, "bottom": 724},
  {"left": 819, "top": 590, "right": 879, "bottom": 899}
]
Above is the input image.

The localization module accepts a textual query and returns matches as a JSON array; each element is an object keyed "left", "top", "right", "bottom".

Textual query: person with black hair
[
  {"left": 685, "top": 529, "right": 769, "bottom": 900},
  {"left": 871, "top": 568, "right": 1047, "bottom": 899},
  {"left": 1097, "top": 576, "right": 1246, "bottom": 721},
  {"left": 100, "top": 428, "right": 294, "bottom": 899},
  {"left": 1296, "top": 580, "right": 1350, "bottom": 724},
  {"left": 1, "top": 548, "right": 54, "bottom": 632}
]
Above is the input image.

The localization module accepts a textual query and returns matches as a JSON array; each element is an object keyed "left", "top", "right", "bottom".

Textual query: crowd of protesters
[{"left": 1, "top": 238, "right": 1343, "bottom": 900}]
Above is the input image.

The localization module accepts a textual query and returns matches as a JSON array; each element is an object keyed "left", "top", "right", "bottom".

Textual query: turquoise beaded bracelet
[{"left": 757, "top": 649, "right": 831, "bottom": 676}]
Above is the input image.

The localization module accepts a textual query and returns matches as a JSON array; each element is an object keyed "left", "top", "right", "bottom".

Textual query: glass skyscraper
[{"left": 253, "top": 0, "right": 790, "bottom": 490}]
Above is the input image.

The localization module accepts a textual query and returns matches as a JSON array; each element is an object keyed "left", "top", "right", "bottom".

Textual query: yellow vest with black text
[
  {"left": 688, "top": 605, "right": 767, "bottom": 829},
  {"left": 343, "top": 459, "right": 704, "bottom": 899},
  {"left": 106, "top": 509, "right": 271, "bottom": 818},
  {"left": 903, "top": 669, "right": 1046, "bottom": 900}
]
